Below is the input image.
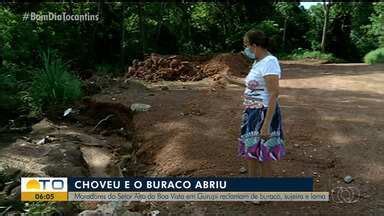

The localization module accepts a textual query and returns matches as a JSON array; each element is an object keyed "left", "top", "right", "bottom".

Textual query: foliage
[
  {"left": 1, "top": 2, "right": 382, "bottom": 65},
  {"left": 350, "top": 3, "right": 376, "bottom": 58},
  {"left": 30, "top": 50, "right": 82, "bottom": 111},
  {"left": 0, "top": 7, "right": 39, "bottom": 65},
  {"left": 305, "top": 4, "right": 324, "bottom": 51},
  {"left": 274, "top": 2, "right": 311, "bottom": 51},
  {"left": 364, "top": 47, "right": 384, "bottom": 64},
  {"left": 369, "top": 3, "right": 384, "bottom": 47},
  {"left": 0, "top": 65, "right": 19, "bottom": 112},
  {"left": 0, "top": 2, "right": 383, "bottom": 120},
  {"left": 282, "top": 49, "right": 339, "bottom": 62},
  {"left": 0, "top": 63, "right": 36, "bottom": 118}
]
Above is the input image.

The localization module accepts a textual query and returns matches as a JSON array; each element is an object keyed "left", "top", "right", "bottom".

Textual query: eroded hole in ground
[{"left": 0, "top": 97, "right": 142, "bottom": 179}]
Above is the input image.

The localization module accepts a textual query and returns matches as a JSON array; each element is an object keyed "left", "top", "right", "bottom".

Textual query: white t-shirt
[{"left": 243, "top": 55, "right": 281, "bottom": 108}]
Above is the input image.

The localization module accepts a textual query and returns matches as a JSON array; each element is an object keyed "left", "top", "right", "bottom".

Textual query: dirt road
[{"left": 93, "top": 62, "right": 384, "bottom": 215}]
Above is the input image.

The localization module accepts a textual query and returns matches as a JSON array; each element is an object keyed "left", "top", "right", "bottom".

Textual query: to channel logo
[{"left": 21, "top": 177, "right": 68, "bottom": 201}]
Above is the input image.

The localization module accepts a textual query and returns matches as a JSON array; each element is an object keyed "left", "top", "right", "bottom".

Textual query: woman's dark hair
[{"left": 243, "top": 30, "right": 273, "bottom": 49}]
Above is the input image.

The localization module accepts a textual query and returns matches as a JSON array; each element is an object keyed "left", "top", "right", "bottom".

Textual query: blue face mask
[{"left": 243, "top": 47, "right": 256, "bottom": 60}]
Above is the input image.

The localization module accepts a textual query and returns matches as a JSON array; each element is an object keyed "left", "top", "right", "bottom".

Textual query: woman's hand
[
  {"left": 221, "top": 73, "right": 246, "bottom": 88},
  {"left": 261, "top": 75, "right": 279, "bottom": 141},
  {"left": 260, "top": 123, "right": 270, "bottom": 140}
]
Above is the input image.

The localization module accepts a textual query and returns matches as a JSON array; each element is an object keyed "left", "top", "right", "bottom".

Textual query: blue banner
[{"left": 68, "top": 177, "right": 313, "bottom": 192}]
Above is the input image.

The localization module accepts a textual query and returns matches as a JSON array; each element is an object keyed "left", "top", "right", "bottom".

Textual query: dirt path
[{"left": 93, "top": 62, "right": 384, "bottom": 215}]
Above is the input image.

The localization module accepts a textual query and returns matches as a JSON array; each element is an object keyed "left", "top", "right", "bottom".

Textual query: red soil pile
[{"left": 126, "top": 53, "right": 251, "bottom": 82}]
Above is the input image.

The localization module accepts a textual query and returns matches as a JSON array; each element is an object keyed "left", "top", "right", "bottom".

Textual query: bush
[
  {"left": 364, "top": 47, "right": 384, "bottom": 64},
  {"left": 0, "top": 63, "right": 35, "bottom": 119},
  {"left": 0, "top": 66, "right": 19, "bottom": 112},
  {"left": 281, "top": 49, "right": 340, "bottom": 62},
  {"left": 31, "top": 50, "right": 82, "bottom": 110}
]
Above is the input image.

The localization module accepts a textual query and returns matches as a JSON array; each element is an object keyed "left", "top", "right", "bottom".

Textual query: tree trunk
[
  {"left": 155, "top": 3, "right": 166, "bottom": 46},
  {"left": 138, "top": 1, "right": 145, "bottom": 57},
  {"left": 282, "top": 17, "right": 288, "bottom": 51},
  {"left": 178, "top": 3, "right": 191, "bottom": 48},
  {"left": 121, "top": 3, "right": 126, "bottom": 66},
  {"left": 321, "top": 0, "right": 331, "bottom": 52}
]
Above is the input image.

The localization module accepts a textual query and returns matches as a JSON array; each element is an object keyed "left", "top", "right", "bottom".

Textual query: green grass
[
  {"left": 364, "top": 47, "right": 384, "bottom": 64},
  {"left": 280, "top": 49, "right": 340, "bottom": 63},
  {"left": 31, "top": 50, "right": 82, "bottom": 110}
]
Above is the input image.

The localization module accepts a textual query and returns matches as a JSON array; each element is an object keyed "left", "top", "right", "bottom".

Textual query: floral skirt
[{"left": 238, "top": 103, "right": 286, "bottom": 161}]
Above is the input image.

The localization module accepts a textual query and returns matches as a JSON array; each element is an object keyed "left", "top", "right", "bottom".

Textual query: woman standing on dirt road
[{"left": 223, "top": 30, "right": 285, "bottom": 177}]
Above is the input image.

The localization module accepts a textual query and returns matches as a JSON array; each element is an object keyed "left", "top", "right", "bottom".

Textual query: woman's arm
[
  {"left": 223, "top": 74, "right": 246, "bottom": 88},
  {"left": 260, "top": 75, "right": 279, "bottom": 139}
]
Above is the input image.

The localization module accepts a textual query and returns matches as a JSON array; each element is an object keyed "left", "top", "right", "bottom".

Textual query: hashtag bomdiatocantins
[{"left": 23, "top": 12, "right": 99, "bottom": 22}]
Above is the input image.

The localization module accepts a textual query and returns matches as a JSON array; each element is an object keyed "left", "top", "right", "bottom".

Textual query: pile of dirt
[
  {"left": 201, "top": 53, "right": 251, "bottom": 79},
  {"left": 126, "top": 53, "right": 251, "bottom": 82},
  {"left": 126, "top": 53, "right": 205, "bottom": 82}
]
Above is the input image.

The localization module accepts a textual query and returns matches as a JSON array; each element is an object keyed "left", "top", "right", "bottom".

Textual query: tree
[
  {"left": 369, "top": 2, "right": 384, "bottom": 47},
  {"left": 274, "top": 2, "right": 310, "bottom": 52},
  {"left": 138, "top": 1, "right": 145, "bottom": 56},
  {"left": 275, "top": 2, "right": 299, "bottom": 50},
  {"left": 349, "top": 2, "right": 375, "bottom": 58},
  {"left": 321, "top": 0, "right": 333, "bottom": 52},
  {"left": 243, "top": 0, "right": 274, "bottom": 22}
]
